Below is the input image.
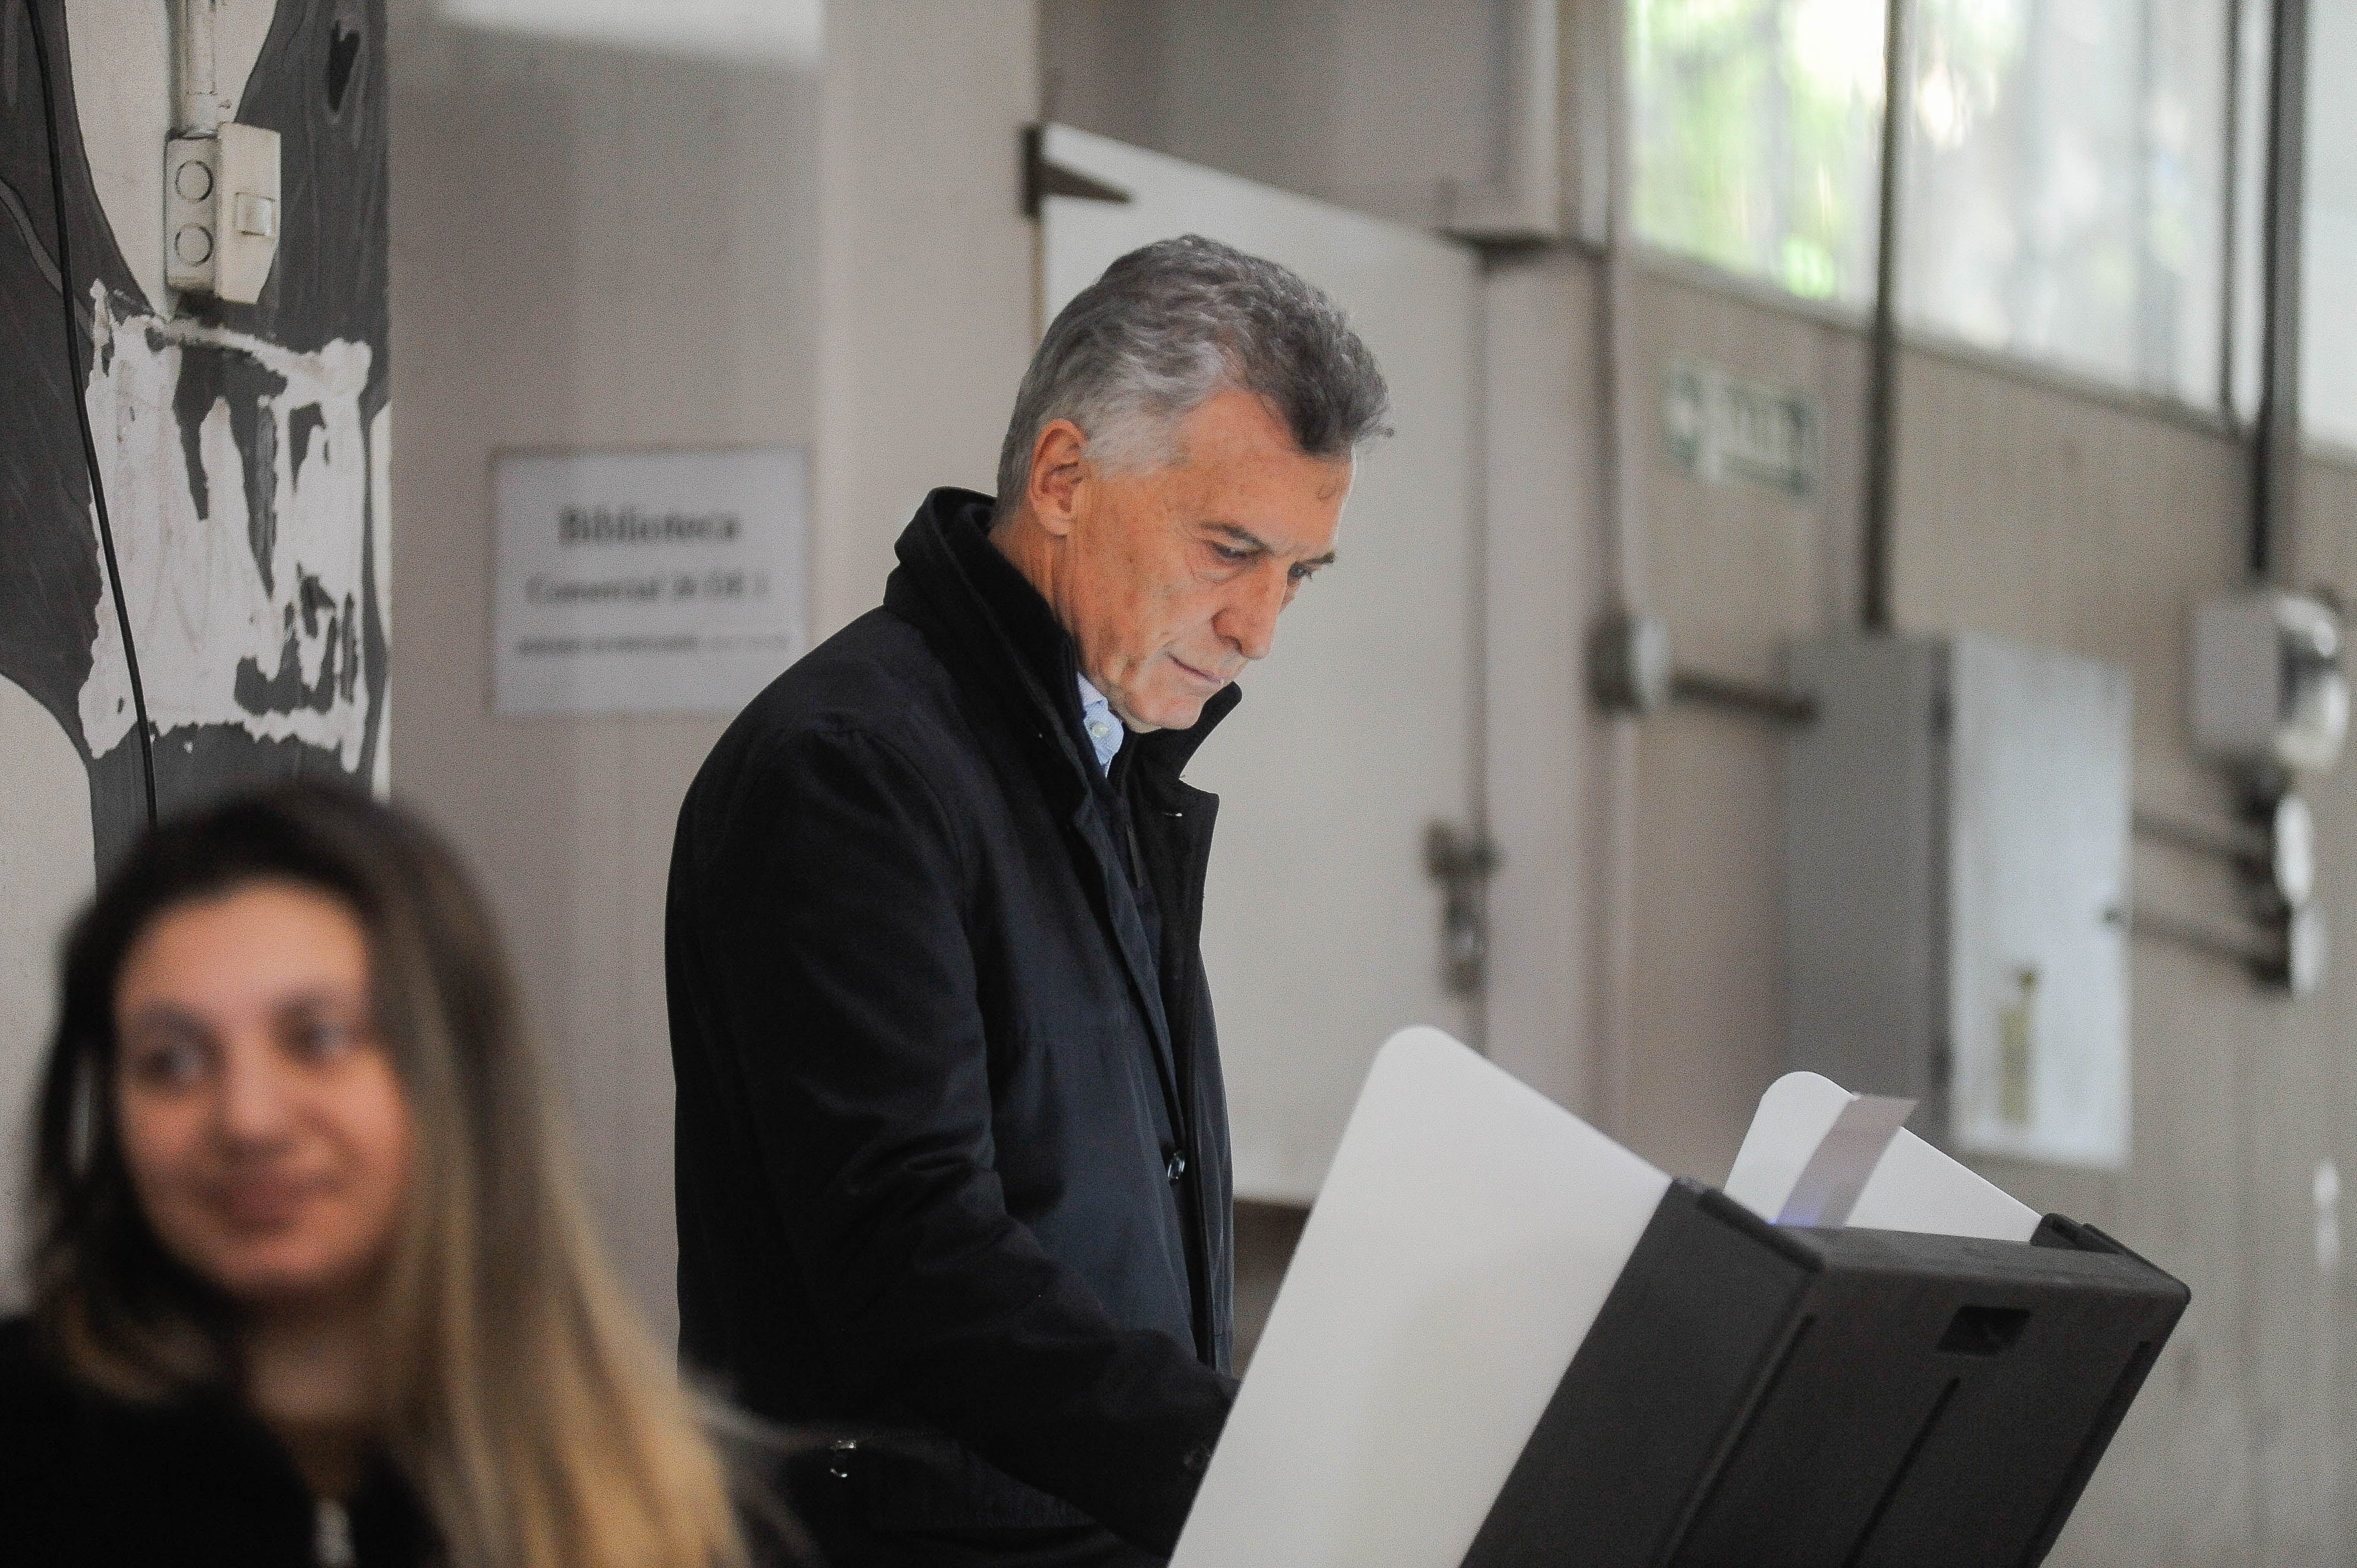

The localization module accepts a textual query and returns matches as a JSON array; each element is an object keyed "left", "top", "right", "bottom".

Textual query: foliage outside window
[
  {"left": 1630, "top": 0, "right": 1887, "bottom": 305},
  {"left": 1631, "top": 0, "right": 2230, "bottom": 410},
  {"left": 2304, "top": 0, "right": 2357, "bottom": 449},
  {"left": 1902, "top": 0, "right": 2227, "bottom": 408}
]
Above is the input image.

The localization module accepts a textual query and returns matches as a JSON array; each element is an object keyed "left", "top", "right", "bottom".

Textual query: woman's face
[{"left": 113, "top": 881, "right": 414, "bottom": 1313}]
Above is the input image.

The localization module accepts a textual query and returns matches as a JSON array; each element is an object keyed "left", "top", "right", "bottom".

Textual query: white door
[{"left": 1038, "top": 124, "right": 1480, "bottom": 1204}]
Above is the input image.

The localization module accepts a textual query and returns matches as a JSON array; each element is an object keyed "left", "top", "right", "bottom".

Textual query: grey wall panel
[
  {"left": 0, "top": 0, "right": 390, "bottom": 876},
  {"left": 0, "top": 678, "right": 92, "bottom": 1312}
]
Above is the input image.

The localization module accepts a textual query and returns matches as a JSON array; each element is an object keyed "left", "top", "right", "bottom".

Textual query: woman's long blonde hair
[{"left": 30, "top": 783, "right": 745, "bottom": 1568}]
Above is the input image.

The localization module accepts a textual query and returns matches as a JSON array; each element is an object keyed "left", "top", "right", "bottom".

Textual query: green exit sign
[{"left": 1663, "top": 360, "right": 1820, "bottom": 499}]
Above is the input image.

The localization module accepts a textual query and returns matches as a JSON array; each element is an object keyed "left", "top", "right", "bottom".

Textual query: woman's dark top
[{"left": 0, "top": 1316, "right": 435, "bottom": 1567}]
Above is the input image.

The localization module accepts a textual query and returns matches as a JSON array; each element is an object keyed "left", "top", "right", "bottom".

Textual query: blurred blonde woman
[{"left": 2, "top": 782, "right": 768, "bottom": 1568}]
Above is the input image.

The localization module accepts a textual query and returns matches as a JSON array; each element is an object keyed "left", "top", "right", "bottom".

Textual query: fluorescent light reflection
[{"left": 435, "top": 0, "right": 822, "bottom": 64}]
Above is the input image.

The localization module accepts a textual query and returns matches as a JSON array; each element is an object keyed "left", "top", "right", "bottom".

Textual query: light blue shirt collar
[{"left": 1077, "top": 673, "right": 1124, "bottom": 772}]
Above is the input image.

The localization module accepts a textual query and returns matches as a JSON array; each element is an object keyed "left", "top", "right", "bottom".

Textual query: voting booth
[{"left": 1172, "top": 1030, "right": 2188, "bottom": 1568}]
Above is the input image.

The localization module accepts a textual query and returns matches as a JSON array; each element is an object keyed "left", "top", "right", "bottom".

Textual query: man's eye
[
  {"left": 1210, "top": 543, "right": 1250, "bottom": 564},
  {"left": 1288, "top": 563, "right": 1316, "bottom": 584}
]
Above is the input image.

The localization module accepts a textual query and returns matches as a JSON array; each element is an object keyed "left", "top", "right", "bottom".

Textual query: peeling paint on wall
[
  {"left": 78, "top": 288, "right": 379, "bottom": 768},
  {"left": 0, "top": 0, "right": 390, "bottom": 873}
]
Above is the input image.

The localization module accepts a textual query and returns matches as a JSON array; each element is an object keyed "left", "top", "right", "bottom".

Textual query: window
[
  {"left": 1630, "top": 0, "right": 2234, "bottom": 409},
  {"left": 1901, "top": 0, "right": 2231, "bottom": 406},
  {"left": 2303, "top": 0, "right": 2357, "bottom": 448},
  {"left": 1630, "top": 0, "right": 1888, "bottom": 305}
]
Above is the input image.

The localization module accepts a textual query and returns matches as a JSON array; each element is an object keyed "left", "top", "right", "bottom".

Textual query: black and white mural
[{"left": 1, "top": 0, "right": 390, "bottom": 877}]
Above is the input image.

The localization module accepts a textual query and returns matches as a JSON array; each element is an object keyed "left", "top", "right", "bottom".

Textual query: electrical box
[
  {"left": 1785, "top": 635, "right": 2131, "bottom": 1170},
  {"left": 2191, "top": 590, "right": 2348, "bottom": 778},
  {"left": 163, "top": 122, "right": 281, "bottom": 305}
]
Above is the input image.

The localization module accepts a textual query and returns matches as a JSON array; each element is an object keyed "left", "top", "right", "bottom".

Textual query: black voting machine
[{"left": 1460, "top": 1179, "right": 2189, "bottom": 1568}]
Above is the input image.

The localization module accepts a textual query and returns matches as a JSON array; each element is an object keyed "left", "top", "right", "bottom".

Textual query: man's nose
[{"left": 1216, "top": 567, "right": 1288, "bottom": 663}]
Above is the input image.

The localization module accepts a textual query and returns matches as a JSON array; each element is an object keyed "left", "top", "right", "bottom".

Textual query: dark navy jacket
[{"left": 667, "top": 489, "right": 1239, "bottom": 1559}]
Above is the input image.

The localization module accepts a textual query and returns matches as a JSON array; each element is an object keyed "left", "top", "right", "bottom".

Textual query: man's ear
[{"left": 1026, "top": 420, "right": 1089, "bottom": 539}]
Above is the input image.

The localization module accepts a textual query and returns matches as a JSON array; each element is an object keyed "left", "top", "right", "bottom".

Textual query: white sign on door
[{"left": 492, "top": 447, "right": 809, "bottom": 716}]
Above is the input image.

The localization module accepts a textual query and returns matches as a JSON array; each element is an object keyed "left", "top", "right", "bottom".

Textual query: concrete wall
[
  {"left": 1039, "top": 0, "right": 1529, "bottom": 235},
  {"left": 1552, "top": 252, "right": 2357, "bottom": 1564},
  {"left": 809, "top": 2, "right": 1041, "bottom": 635},
  {"left": 1480, "top": 251, "right": 1602, "bottom": 1114},
  {"left": 383, "top": 0, "right": 1037, "bottom": 1341},
  {"left": 1889, "top": 353, "right": 2357, "bottom": 1566}
]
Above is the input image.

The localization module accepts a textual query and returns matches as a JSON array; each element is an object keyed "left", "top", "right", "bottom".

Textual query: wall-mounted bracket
[
  {"left": 2129, "top": 899, "right": 2325, "bottom": 998},
  {"left": 1588, "top": 612, "right": 1816, "bottom": 728},
  {"left": 1427, "top": 821, "right": 1501, "bottom": 999},
  {"left": 2131, "top": 797, "right": 2323, "bottom": 995},
  {"left": 1021, "top": 124, "right": 1132, "bottom": 219},
  {"left": 1588, "top": 611, "right": 1672, "bottom": 713},
  {"left": 2133, "top": 799, "right": 2313, "bottom": 910},
  {"left": 1669, "top": 668, "right": 1818, "bottom": 728}
]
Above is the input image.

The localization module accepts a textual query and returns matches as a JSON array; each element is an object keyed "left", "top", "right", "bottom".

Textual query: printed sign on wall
[
  {"left": 1663, "top": 360, "right": 1820, "bottom": 499},
  {"left": 493, "top": 447, "right": 809, "bottom": 716}
]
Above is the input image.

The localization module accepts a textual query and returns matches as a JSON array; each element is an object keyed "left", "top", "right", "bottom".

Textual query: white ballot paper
[
  {"left": 1722, "top": 1072, "right": 2039, "bottom": 1242},
  {"left": 1170, "top": 1027, "right": 1670, "bottom": 1568}
]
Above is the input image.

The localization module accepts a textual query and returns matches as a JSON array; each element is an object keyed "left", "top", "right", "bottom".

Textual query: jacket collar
[{"left": 883, "top": 488, "right": 1242, "bottom": 788}]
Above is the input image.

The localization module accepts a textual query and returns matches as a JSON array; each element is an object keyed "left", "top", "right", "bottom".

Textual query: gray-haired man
[{"left": 667, "top": 236, "right": 1388, "bottom": 1566}]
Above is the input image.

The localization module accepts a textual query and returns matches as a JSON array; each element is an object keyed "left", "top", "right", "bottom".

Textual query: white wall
[
  {"left": 1516, "top": 250, "right": 2357, "bottom": 1565},
  {"left": 811, "top": 2, "right": 1041, "bottom": 634},
  {"left": 0, "top": 684, "right": 92, "bottom": 1311},
  {"left": 1480, "top": 251, "right": 1600, "bottom": 1112},
  {"left": 384, "top": 0, "right": 1037, "bottom": 1340}
]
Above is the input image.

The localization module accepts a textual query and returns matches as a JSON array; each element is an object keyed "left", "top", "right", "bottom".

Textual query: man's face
[{"left": 1043, "top": 389, "right": 1352, "bottom": 732}]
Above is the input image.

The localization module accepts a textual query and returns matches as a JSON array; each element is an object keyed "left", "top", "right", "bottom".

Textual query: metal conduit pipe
[
  {"left": 2251, "top": 0, "right": 2309, "bottom": 584},
  {"left": 1860, "top": 0, "right": 1912, "bottom": 633},
  {"left": 1588, "top": 0, "right": 1643, "bottom": 1141},
  {"left": 173, "top": 0, "right": 228, "bottom": 136}
]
